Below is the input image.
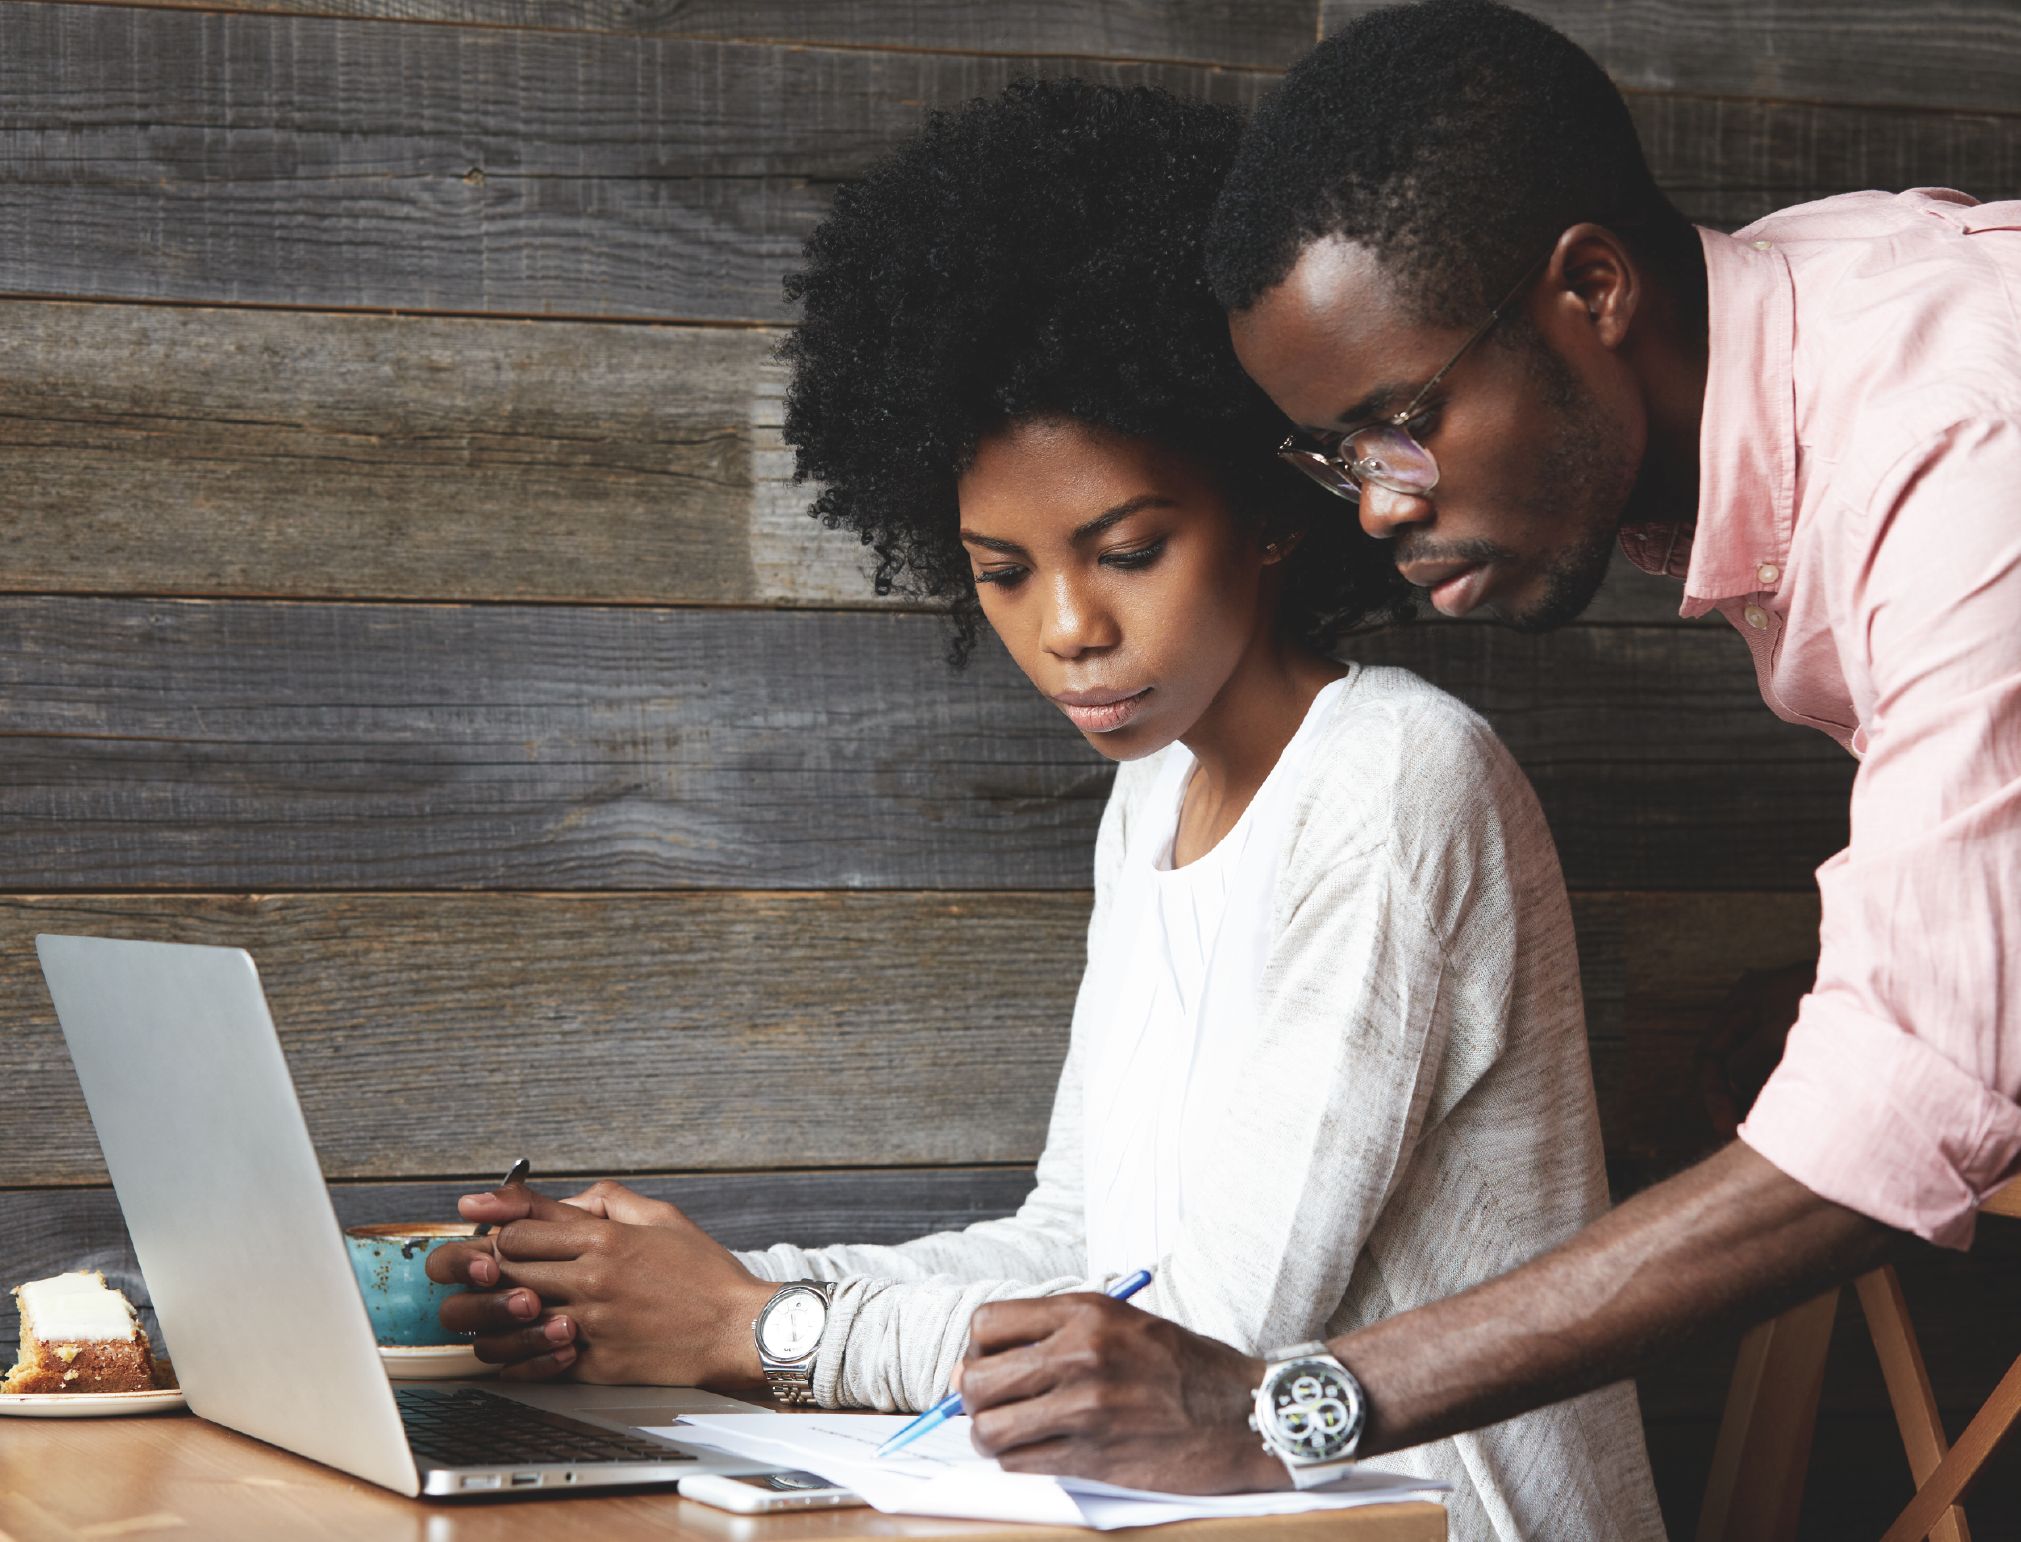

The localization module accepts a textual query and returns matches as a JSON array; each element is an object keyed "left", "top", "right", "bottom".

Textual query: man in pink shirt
[{"left": 950, "top": 0, "right": 2021, "bottom": 1498}]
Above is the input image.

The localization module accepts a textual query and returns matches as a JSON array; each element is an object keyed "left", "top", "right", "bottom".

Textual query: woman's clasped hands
[{"left": 424, "top": 1179, "right": 779, "bottom": 1386}]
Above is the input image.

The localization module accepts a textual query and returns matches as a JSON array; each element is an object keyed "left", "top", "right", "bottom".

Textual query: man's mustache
[{"left": 1390, "top": 535, "right": 1517, "bottom": 576}]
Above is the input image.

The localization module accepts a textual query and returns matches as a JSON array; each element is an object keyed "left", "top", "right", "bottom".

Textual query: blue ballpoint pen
[{"left": 874, "top": 1267, "right": 1155, "bottom": 1459}]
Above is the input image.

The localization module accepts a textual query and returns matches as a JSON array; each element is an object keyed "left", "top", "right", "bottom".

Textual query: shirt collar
[{"left": 1617, "top": 226, "right": 1798, "bottom": 616}]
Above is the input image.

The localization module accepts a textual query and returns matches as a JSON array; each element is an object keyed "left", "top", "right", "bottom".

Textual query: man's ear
[{"left": 1545, "top": 223, "right": 1642, "bottom": 353}]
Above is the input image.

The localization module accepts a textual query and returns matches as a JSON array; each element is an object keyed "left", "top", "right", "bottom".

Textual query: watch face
[
  {"left": 1264, "top": 1360, "right": 1362, "bottom": 1461},
  {"left": 758, "top": 1290, "right": 826, "bottom": 1361}
]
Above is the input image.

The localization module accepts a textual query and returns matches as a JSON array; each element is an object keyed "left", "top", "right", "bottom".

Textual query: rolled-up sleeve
[{"left": 1740, "top": 418, "right": 2021, "bottom": 1248}]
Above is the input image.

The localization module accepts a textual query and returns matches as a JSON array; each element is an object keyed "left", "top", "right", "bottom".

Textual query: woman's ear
[{"left": 1261, "top": 531, "right": 1303, "bottom": 565}]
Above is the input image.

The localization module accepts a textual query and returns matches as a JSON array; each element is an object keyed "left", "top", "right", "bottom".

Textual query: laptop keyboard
[{"left": 396, "top": 1386, "right": 699, "bottom": 1468}]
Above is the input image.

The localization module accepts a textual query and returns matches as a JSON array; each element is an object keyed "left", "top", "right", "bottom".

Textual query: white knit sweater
[{"left": 738, "top": 664, "right": 1664, "bottom": 1542}]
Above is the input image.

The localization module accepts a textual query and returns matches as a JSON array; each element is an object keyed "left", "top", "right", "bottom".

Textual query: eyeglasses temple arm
[{"left": 1390, "top": 251, "right": 1552, "bottom": 424}]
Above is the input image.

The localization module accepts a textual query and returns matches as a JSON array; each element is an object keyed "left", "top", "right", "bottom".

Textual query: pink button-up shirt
[{"left": 1618, "top": 189, "right": 2021, "bottom": 1250}]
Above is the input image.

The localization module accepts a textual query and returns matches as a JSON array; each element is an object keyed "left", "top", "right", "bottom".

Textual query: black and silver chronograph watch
[
  {"left": 752, "top": 1280, "right": 835, "bottom": 1406},
  {"left": 1248, "top": 1340, "right": 1367, "bottom": 1488}
]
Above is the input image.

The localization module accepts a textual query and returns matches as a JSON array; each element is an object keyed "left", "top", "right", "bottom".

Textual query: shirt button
[
  {"left": 1744, "top": 604, "right": 1770, "bottom": 629},
  {"left": 1757, "top": 563, "right": 1780, "bottom": 585}
]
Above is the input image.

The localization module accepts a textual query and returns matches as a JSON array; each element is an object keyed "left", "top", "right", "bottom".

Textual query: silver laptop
[{"left": 36, "top": 933, "right": 769, "bottom": 1498}]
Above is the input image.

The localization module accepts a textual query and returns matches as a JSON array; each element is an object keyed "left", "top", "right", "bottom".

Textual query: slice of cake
[{"left": 2, "top": 1271, "right": 157, "bottom": 1393}]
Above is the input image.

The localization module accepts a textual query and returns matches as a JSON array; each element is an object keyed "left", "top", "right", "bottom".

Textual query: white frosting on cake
[{"left": 18, "top": 1272, "right": 139, "bottom": 1342}]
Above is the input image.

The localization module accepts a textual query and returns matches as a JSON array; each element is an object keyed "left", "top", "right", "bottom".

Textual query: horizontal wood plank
[
  {"left": 0, "top": 4, "right": 1270, "bottom": 322},
  {"left": 1626, "top": 90, "right": 2021, "bottom": 234},
  {"left": 0, "top": 302, "right": 871, "bottom": 607},
  {"left": 6, "top": 6, "right": 2017, "bottom": 318},
  {"left": 1617, "top": 890, "right": 1824, "bottom": 1166},
  {"left": 0, "top": 891, "right": 1087, "bottom": 1185},
  {"left": 1, "top": 1164, "right": 1033, "bottom": 1357},
  {"left": 0, "top": 598, "right": 1115, "bottom": 890},
  {"left": 0, "top": 891, "right": 1626, "bottom": 1188},
  {"left": 48, "top": 0, "right": 1320, "bottom": 67},
  {"left": 0, "top": 298, "right": 1702, "bottom": 621},
  {"left": 1321, "top": 1, "right": 2021, "bottom": 118},
  {"left": 1340, "top": 625, "right": 1855, "bottom": 892},
  {"left": 0, "top": 599, "right": 1850, "bottom": 891}
]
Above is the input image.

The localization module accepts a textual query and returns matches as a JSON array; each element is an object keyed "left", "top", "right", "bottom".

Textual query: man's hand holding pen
[
  {"left": 953, "top": 1296, "right": 1283, "bottom": 1493},
  {"left": 426, "top": 1177, "right": 776, "bottom": 1387}
]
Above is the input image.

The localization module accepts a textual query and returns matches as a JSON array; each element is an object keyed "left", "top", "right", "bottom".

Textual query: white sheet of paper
[{"left": 658, "top": 1412, "right": 1447, "bottom": 1530}]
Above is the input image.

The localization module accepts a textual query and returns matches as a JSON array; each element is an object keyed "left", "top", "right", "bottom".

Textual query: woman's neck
[{"left": 1170, "top": 633, "right": 1345, "bottom": 868}]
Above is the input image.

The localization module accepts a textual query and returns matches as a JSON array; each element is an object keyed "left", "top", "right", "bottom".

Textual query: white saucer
[
  {"left": 0, "top": 1386, "right": 187, "bottom": 1418},
  {"left": 378, "top": 1343, "right": 495, "bottom": 1380}
]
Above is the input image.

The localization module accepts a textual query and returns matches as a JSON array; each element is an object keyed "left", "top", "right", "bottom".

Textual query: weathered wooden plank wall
[{"left": 3, "top": 1, "right": 2015, "bottom": 1534}]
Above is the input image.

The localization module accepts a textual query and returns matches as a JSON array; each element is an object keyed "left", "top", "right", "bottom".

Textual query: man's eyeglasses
[{"left": 1276, "top": 254, "right": 1548, "bottom": 504}]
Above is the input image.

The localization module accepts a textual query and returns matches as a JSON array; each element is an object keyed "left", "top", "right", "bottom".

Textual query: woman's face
[{"left": 957, "top": 418, "right": 1279, "bottom": 762}]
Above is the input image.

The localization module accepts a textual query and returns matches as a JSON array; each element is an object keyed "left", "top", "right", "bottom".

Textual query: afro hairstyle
[
  {"left": 780, "top": 76, "right": 1413, "bottom": 666},
  {"left": 1207, "top": 0, "right": 1703, "bottom": 331}
]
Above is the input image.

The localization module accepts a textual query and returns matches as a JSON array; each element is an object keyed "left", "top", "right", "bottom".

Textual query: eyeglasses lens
[
  {"left": 1350, "top": 424, "right": 1439, "bottom": 495},
  {"left": 1278, "top": 425, "right": 1440, "bottom": 504},
  {"left": 1279, "top": 448, "right": 1362, "bottom": 502}
]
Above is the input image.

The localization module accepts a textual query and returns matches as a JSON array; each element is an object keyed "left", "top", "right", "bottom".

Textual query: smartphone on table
[{"left": 679, "top": 1470, "right": 866, "bottom": 1514}]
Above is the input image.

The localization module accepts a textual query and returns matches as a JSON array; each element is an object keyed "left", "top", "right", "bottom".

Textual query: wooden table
[{"left": 0, "top": 1409, "right": 1445, "bottom": 1542}]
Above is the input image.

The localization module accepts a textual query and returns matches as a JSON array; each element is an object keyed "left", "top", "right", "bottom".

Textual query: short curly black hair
[
  {"left": 1208, "top": 0, "right": 1703, "bottom": 331},
  {"left": 781, "top": 77, "right": 1412, "bottom": 665}
]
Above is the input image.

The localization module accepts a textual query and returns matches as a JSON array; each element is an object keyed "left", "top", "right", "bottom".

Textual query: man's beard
[{"left": 1398, "top": 333, "right": 1640, "bottom": 634}]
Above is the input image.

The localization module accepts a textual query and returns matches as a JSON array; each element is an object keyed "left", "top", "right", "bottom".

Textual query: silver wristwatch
[
  {"left": 1249, "top": 1340, "right": 1366, "bottom": 1489},
  {"left": 752, "top": 1281, "right": 834, "bottom": 1406}
]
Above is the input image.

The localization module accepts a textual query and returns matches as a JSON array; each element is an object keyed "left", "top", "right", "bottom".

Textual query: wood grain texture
[
  {"left": 1616, "top": 890, "right": 1823, "bottom": 1167},
  {"left": 0, "top": 303, "right": 800, "bottom": 605},
  {"left": 0, "top": 891, "right": 1087, "bottom": 1185},
  {"left": 1341, "top": 628, "right": 1855, "bottom": 893},
  {"left": 1627, "top": 91, "right": 2021, "bottom": 234},
  {"left": 9, "top": 3, "right": 2014, "bottom": 321},
  {"left": 47, "top": 0, "right": 1321, "bottom": 67},
  {"left": 0, "top": 1413, "right": 1447, "bottom": 1542},
  {"left": 1321, "top": 1, "right": 2021, "bottom": 116},
  {"left": 0, "top": 1167, "right": 1036, "bottom": 1352},
  {"left": 0, "top": 4, "right": 1271, "bottom": 321},
  {"left": 0, "top": 599, "right": 1853, "bottom": 893},
  {"left": 0, "top": 597, "right": 1114, "bottom": 891},
  {"left": 0, "top": 888, "right": 1638, "bottom": 1187},
  {"left": 0, "top": 297, "right": 1701, "bottom": 620}
]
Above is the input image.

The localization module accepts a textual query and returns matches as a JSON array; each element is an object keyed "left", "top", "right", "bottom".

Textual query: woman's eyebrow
[
  {"left": 1071, "top": 495, "right": 1173, "bottom": 544},
  {"left": 959, "top": 530, "right": 1028, "bottom": 555}
]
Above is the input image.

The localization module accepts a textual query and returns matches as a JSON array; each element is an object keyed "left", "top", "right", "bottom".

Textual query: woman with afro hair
[{"left": 433, "top": 78, "right": 1662, "bottom": 1541}]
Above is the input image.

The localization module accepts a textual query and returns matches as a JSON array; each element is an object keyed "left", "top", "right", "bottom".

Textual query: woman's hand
[{"left": 424, "top": 1180, "right": 778, "bottom": 1386}]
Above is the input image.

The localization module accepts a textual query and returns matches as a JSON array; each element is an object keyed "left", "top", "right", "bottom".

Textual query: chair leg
[
  {"left": 1880, "top": 1354, "right": 2021, "bottom": 1542},
  {"left": 1698, "top": 1288, "right": 1840, "bottom": 1542},
  {"left": 1855, "top": 1267, "right": 1969, "bottom": 1542}
]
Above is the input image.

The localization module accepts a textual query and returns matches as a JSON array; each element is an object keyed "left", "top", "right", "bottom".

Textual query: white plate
[
  {"left": 378, "top": 1343, "right": 495, "bottom": 1380},
  {"left": 0, "top": 1386, "right": 187, "bottom": 1418}
]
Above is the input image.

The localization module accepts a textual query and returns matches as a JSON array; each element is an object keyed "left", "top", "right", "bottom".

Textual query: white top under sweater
[
  {"left": 1081, "top": 675, "right": 1346, "bottom": 1278},
  {"left": 737, "top": 664, "right": 1665, "bottom": 1542}
]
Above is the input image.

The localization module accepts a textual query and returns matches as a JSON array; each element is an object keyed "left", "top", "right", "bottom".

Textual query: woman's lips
[{"left": 1054, "top": 687, "right": 1152, "bottom": 734}]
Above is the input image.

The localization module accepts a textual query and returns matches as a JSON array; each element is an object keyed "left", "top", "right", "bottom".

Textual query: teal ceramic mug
[{"left": 344, "top": 1221, "right": 481, "bottom": 1346}]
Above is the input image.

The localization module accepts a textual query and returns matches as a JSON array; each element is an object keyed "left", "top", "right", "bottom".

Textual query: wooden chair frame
[{"left": 1697, "top": 1182, "right": 2021, "bottom": 1542}]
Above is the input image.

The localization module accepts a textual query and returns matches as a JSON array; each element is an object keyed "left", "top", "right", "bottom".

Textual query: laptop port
[
  {"left": 460, "top": 1474, "right": 502, "bottom": 1490},
  {"left": 511, "top": 1473, "right": 541, "bottom": 1488}
]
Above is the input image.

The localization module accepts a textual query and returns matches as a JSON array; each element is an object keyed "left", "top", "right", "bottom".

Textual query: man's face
[{"left": 1230, "top": 236, "right": 1644, "bottom": 631}]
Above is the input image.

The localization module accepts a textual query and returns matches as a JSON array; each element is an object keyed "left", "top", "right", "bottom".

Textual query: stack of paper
[{"left": 657, "top": 1411, "right": 1447, "bottom": 1530}]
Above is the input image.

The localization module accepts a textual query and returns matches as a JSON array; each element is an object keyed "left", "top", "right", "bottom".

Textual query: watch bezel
[
  {"left": 754, "top": 1283, "right": 830, "bottom": 1365},
  {"left": 1254, "top": 1354, "right": 1365, "bottom": 1466}
]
